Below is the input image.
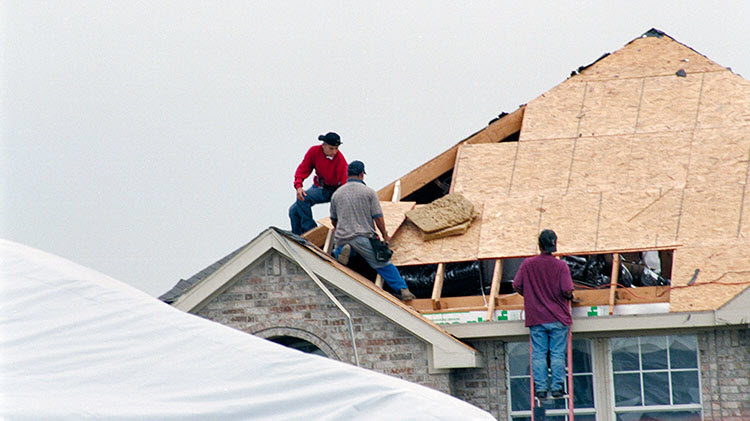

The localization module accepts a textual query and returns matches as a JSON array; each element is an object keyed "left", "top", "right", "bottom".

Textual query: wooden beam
[
  {"left": 391, "top": 180, "right": 401, "bottom": 202},
  {"left": 485, "top": 260, "right": 503, "bottom": 322},
  {"left": 409, "top": 287, "right": 669, "bottom": 315},
  {"left": 375, "top": 274, "right": 384, "bottom": 289},
  {"left": 302, "top": 225, "right": 329, "bottom": 248},
  {"left": 323, "top": 229, "right": 334, "bottom": 254},
  {"left": 377, "top": 106, "right": 525, "bottom": 201},
  {"left": 431, "top": 263, "right": 445, "bottom": 310},
  {"left": 609, "top": 253, "right": 621, "bottom": 315}
]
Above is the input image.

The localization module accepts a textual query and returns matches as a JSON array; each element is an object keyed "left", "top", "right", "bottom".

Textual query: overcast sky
[{"left": 3, "top": 1, "right": 749, "bottom": 297}]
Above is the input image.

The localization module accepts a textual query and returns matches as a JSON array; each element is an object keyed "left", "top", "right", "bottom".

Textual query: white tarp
[{"left": 0, "top": 239, "right": 495, "bottom": 420}]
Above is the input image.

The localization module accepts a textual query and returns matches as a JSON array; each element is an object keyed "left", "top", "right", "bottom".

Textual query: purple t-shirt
[{"left": 513, "top": 253, "right": 574, "bottom": 327}]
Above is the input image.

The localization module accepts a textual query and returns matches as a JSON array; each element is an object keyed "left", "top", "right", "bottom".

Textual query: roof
[{"left": 384, "top": 29, "right": 750, "bottom": 313}]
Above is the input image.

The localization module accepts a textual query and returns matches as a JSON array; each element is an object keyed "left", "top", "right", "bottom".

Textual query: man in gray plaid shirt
[{"left": 330, "top": 160, "right": 416, "bottom": 301}]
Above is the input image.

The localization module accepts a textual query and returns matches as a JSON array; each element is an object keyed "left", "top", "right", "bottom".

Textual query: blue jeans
[
  {"left": 333, "top": 237, "right": 408, "bottom": 291},
  {"left": 288, "top": 185, "right": 333, "bottom": 235},
  {"left": 530, "top": 321, "right": 569, "bottom": 393}
]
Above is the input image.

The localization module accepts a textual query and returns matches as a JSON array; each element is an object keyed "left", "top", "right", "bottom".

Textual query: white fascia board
[
  {"left": 715, "top": 287, "right": 750, "bottom": 325},
  {"left": 173, "top": 230, "right": 278, "bottom": 313},
  {"left": 276, "top": 234, "right": 483, "bottom": 369},
  {"left": 443, "top": 311, "right": 725, "bottom": 339}
]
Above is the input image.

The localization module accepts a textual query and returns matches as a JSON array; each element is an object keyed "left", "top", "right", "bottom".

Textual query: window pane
[
  {"left": 643, "top": 372, "right": 670, "bottom": 405},
  {"left": 611, "top": 337, "right": 639, "bottom": 371},
  {"left": 669, "top": 335, "right": 698, "bottom": 369},
  {"left": 510, "top": 377, "right": 531, "bottom": 411},
  {"left": 616, "top": 410, "right": 701, "bottom": 421},
  {"left": 574, "top": 375, "right": 595, "bottom": 408},
  {"left": 640, "top": 336, "right": 668, "bottom": 370},
  {"left": 614, "top": 373, "right": 642, "bottom": 406},
  {"left": 672, "top": 370, "right": 700, "bottom": 404},
  {"left": 507, "top": 342, "right": 530, "bottom": 376},
  {"left": 572, "top": 339, "right": 592, "bottom": 373}
]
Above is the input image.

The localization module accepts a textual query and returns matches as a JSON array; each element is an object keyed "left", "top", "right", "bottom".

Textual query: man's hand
[{"left": 296, "top": 187, "right": 306, "bottom": 201}]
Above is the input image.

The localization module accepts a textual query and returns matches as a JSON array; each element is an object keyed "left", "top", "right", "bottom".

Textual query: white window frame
[{"left": 504, "top": 334, "right": 703, "bottom": 421}]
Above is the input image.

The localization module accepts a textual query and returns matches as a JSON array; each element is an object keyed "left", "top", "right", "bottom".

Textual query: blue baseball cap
[{"left": 348, "top": 160, "right": 366, "bottom": 176}]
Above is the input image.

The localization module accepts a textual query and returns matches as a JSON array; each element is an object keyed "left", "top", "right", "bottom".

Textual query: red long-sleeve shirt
[{"left": 293, "top": 145, "right": 348, "bottom": 189}]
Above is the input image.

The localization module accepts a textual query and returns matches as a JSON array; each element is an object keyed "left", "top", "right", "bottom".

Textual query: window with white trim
[
  {"left": 506, "top": 339, "right": 596, "bottom": 420},
  {"left": 611, "top": 335, "right": 701, "bottom": 420}
]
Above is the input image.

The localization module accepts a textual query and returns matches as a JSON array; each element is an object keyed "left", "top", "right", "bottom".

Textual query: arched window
[{"left": 268, "top": 335, "right": 327, "bottom": 357}]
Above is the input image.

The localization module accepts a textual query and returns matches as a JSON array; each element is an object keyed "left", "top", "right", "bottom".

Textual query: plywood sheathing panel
[
  {"left": 509, "top": 138, "right": 576, "bottom": 194},
  {"left": 567, "top": 135, "right": 633, "bottom": 193},
  {"left": 537, "top": 192, "right": 602, "bottom": 252},
  {"left": 687, "top": 127, "right": 750, "bottom": 188},
  {"left": 452, "top": 143, "right": 518, "bottom": 202},
  {"left": 576, "top": 36, "right": 724, "bottom": 81},
  {"left": 578, "top": 78, "right": 642, "bottom": 137},
  {"left": 670, "top": 241, "right": 750, "bottom": 312},
  {"left": 596, "top": 188, "right": 682, "bottom": 250},
  {"left": 625, "top": 131, "right": 691, "bottom": 189},
  {"left": 697, "top": 70, "right": 750, "bottom": 128},
  {"left": 519, "top": 82, "right": 585, "bottom": 141},
  {"left": 390, "top": 204, "right": 484, "bottom": 266},
  {"left": 677, "top": 184, "right": 745, "bottom": 244},
  {"left": 405, "top": 193, "right": 474, "bottom": 233},
  {"left": 478, "top": 196, "right": 543, "bottom": 258},
  {"left": 635, "top": 74, "right": 702, "bottom": 134}
]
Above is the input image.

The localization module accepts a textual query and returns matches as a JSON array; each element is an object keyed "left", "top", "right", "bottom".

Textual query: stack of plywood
[{"left": 405, "top": 193, "right": 478, "bottom": 241}]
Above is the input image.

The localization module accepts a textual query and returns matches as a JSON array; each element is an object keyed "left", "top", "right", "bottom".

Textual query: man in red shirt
[
  {"left": 513, "top": 229, "right": 574, "bottom": 400},
  {"left": 289, "top": 132, "right": 348, "bottom": 235}
]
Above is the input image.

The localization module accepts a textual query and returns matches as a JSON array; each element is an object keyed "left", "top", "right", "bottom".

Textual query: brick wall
[
  {"left": 700, "top": 327, "right": 749, "bottom": 421},
  {"left": 450, "top": 340, "right": 507, "bottom": 419},
  {"left": 195, "top": 250, "right": 452, "bottom": 393}
]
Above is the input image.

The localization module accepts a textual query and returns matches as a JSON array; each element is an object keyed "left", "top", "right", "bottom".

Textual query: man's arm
[
  {"left": 293, "top": 147, "right": 316, "bottom": 199},
  {"left": 373, "top": 216, "right": 388, "bottom": 243}
]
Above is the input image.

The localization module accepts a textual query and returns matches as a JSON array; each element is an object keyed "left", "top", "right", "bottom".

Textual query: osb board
[
  {"left": 452, "top": 143, "right": 518, "bottom": 202},
  {"left": 687, "top": 127, "right": 750, "bottom": 188},
  {"left": 635, "top": 74, "right": 702, "bottom": 134},
  {"left": 669, "top": 241, "right": 750, "bottom": 311},
  {"left": 390, "top": 219, "right": 446, "bottom": 265},
  {"left": 509, "top": 138, "right": 576, "bottom": 194},
  {"left": 625, "top": 131, "right": 691, "bottom": 189},
  {"left": 537, "top": 192, "right": 602, "bottom": 252},
  {"left": 576, "top": 35, "right": 724, "bottom": 81},
  {"left": 316, "top": 201, "right": 416, "bottom": 238},
  {"left": 577, "top": 78, "right": 642, "bottom": 137},
  {"left": 477, "top": 195, "right": 545, "bottom": 258},
  {"left": 696, "top": 70, "right": 750, "bottom": 129},
  {"left": 567, "top": 135, "right": 633, "bottom": 193},
  {"left": 389, "top": 204, "right": 483, "bottom": 266},
  {"left": 519, "top": 81, "right": 585, "bottom": 141},
  {"left": 596, "top": 188, "right": 682, "bottom": 250},
  {"left": 677, "top": 184, "right": 745, "bottom": 244}
]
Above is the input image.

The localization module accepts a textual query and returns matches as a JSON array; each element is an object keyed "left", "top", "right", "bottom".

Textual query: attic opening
[
  {"left": 268, "top": 336, "right": 327, "bottom": 357},
  {"left": 395, "top": 248, "right": 674, "bottom": 312}
]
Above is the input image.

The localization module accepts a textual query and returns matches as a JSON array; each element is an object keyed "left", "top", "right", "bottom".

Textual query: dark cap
[
  {"left": 318, "top": 132, "right": 341, "bottom": 146},
  {"left": 538, "top": 229, "right": 557, "bottom": 253},
  {"left": 348, "top": 160, "right": 366, "bottom": 176}
]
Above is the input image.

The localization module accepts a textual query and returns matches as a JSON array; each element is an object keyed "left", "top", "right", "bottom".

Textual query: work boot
[
  {"left": 551, "top": 389, "right": 565, "bottom": 398},
  {"left": 337, "top": 244, "right": 351, "bottom": 265},
  {"left": 398, "top": 288, "right": 416, "bottom": 301},
  {"left": 535, "top": 390, "right": 548, "bottom": 400}
]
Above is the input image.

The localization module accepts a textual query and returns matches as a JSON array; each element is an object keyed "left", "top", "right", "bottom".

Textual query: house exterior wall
[
  {"left": 192, "top": 250, "right": 748, "bottom": 420},
  {"left": 194, "top": 250, "right": 452, "bottom": 393}
]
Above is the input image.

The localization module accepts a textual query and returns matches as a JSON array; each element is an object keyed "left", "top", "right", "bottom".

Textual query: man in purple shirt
[{"left": 513, "top": 229, "right": 574, "bottom": 400}]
